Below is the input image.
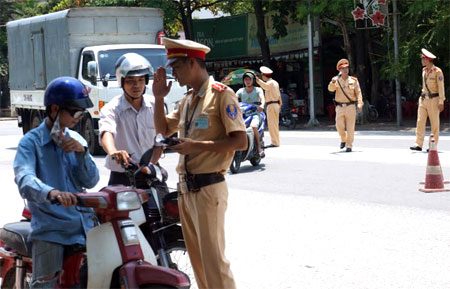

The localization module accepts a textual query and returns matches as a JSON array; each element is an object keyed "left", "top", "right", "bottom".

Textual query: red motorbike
[{"left": 0, "top": 185, "right": 190, "bottom": 289}]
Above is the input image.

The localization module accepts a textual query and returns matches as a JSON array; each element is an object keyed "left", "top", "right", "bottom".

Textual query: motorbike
[
  {"left": 279, "top": 107, "right": 297, "bottom": 130},
  {"left": 229, "top": 102, "right": 266, "bottom": 174},
  {"left": 0, "top": 186, "right": 190, "bottom": 289},
  {"left": 118, "top": 147, "right": 196, "bottom": 289}
]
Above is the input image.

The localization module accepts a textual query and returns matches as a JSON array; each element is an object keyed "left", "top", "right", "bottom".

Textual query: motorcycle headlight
[{"left": 116, "top": 191, "right": 141, "bottom": 211}]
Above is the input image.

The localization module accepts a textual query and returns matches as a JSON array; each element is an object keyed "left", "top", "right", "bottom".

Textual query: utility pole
[
  {"left": 393, "top": 0, "right": 402, "bottom": 126},
  {"left": 307, "top": 12, "right": 319, "bottom": 126}
]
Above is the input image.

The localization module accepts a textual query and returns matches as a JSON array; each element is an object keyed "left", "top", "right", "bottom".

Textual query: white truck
[{"left": 7, "top": 7, "right": 185, "bottom": 154}]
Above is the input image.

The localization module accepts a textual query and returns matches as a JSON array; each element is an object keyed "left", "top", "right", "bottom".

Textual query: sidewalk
[{"left": 288, "top": 115, "right": 450, "bottom": 133}]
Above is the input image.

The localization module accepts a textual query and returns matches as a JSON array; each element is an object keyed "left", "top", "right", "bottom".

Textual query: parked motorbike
[
  {"left": 230, "top": 102, "right": 266, "bottom": 174},
  {"left": 118, "top": 147, "right": 196, "bottom": 288},
  {"left": 0, "top": 186, "right": 190, "bottom": 289},
  {"left": 279, "top": 107, "right": 297, "bottom": 130}
]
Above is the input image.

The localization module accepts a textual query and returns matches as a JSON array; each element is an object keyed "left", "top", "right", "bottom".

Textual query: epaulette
[
  {"left": 423, "top": 67, "right": 427, "bottom": 71},
  {"left": 434, "top": 67, "right": 439, "bottom": 72},
  {"left": 212, "top": 82, "right": 227, "bottom": 92},
  {"left": 351, "top": 76, "right": 358, "bottom": 80}
]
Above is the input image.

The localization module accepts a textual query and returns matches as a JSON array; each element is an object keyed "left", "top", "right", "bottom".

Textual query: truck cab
[{"left": 77, "top": 44, "right": 185, "bottom": 154}]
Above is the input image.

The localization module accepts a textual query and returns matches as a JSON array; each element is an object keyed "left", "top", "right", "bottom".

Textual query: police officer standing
[
  {"left": 152, "top": 38, "right": 247, "bottom": 289},
  {"left": 255, "top": 66, "right": 282, "bottom": 147},
  {"left": 328, "top": 59, "right": 363, "bottom": 152},
  {"left": 410, "top": 48, "right": 445, "bottom": 151}
]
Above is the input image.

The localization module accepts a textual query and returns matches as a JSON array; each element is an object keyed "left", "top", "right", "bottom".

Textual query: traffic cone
[{"left": 419, "top": 139, "right": 450, "bottom": 192}]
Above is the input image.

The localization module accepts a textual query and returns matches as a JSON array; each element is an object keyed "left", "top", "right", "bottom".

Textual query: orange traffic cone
[{"left": 419, "top": 138, "right": 450, "bottom": 192}]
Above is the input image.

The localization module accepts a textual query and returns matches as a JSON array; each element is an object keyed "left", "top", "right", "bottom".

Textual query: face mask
[{"left": 50, "top": 114, "right": 65, "bottom": 146}]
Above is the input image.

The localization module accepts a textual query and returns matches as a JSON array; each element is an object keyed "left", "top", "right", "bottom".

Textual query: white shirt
[{"left": 99, "top": 93, "right": 161, "bottom": 172}]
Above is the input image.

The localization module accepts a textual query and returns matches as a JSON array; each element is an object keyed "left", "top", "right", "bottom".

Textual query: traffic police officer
[
  {"left": 410, "top": 48, "right": 445, "bottom": 151},
  {"left": 152, "top": 38, "right": 247, "bottom": 289},
  {"left": 328, "top": 59, "right": 363, "bottom": 152},
  {"left": 256, "top": 66, "right": 282, "bottom": 147}
]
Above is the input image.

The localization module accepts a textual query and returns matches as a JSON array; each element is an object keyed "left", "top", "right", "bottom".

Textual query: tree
[{"left": 380, "top": 0, "right": 450, "bottom": 97}]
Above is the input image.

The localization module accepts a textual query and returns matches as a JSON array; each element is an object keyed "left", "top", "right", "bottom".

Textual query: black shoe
[
  {"left": 346, "top": 148, "right": 352, "bottom": 152},
  {"left": 340, "top": 142, "right": 345, "bottom": 149},
  {"left": 409, "top": 146, "right": 422, "bottom": 151},
  {"left": 426, "top": 148, "right": 430, "bottom": 152}
]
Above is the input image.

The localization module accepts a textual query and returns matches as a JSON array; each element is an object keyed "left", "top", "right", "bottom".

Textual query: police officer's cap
[
  {"left": 421, "top": 48, "right": 436, "bottom": 61},
  {"left": 162, "top": 38, "right": 210, "bottom": 66},
  {"left": 336, "top": 59, "right": 349, "bottom": 70},
  {"left": 260, "top": 66, "right": 273, "bottom": 75}
]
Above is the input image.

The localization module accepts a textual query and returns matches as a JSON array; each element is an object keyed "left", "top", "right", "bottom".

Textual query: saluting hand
[{"left": 152, "top": 67, "right": 172, "bottom": 100}]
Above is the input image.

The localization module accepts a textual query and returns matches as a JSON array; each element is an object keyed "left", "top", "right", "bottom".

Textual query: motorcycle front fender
[
  {"left": 119, "top": 261, "right": 190, "bottom": 289},
  {"left": 87, "top": 222, "right": 157, "bottom": 289}
]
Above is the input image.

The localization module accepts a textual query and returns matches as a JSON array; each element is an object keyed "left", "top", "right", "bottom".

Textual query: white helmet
[{"left": 115, "top": 53, "right": 154, "bottom": 87}]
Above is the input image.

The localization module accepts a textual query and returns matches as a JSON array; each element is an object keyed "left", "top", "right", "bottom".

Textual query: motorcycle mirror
[{"left": 139, "top": 148, "right": 154, "bottom": 167}]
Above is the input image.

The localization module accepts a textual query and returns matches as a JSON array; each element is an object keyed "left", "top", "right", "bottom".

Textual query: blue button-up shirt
[{"left": 13, "top": 120, "right": 99, "bottom": 245}]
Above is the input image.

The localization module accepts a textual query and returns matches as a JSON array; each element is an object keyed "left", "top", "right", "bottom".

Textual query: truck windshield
[{"left": 98, "top": 48, "right": 173, "bottom": 79}]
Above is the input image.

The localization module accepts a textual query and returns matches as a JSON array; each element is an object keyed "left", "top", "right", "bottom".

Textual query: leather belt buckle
[{"left": 342, "top": 103, "right": 347, "bottom": 107}]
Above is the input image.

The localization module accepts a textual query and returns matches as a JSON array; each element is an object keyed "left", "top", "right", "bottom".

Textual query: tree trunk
[
  {"left": 336, "top": 19, "right": 354, "bottom": 73},
  {"left": 365, "top": 30, "right": 378, "bottom": 106},
  {"left": 177, "top": 0, "right": 194, "bottom": 40},
  {"left": 253, "top": 0, "right": 271, "bottom": 67}
]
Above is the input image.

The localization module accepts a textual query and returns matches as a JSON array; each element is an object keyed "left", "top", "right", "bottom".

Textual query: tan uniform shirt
[
  {"left": 422, "top": 65, "right": 445, "bottom": 105},
  {"left": 328, "top": 76, "right": 363, "bottom": 106},
  {"left": 166, "top": 76, "right": 246, "bottom": 175},
  {"left": 256, "top": 78, "right": 282, "bottom": 105}
]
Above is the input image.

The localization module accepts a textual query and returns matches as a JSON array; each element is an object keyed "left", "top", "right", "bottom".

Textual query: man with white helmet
[
  {"left": 99, "top": 53, "right": 163, "bottom": 186},
  {"left": 410, "top": 48, "right": 446, "bottom": 151}
]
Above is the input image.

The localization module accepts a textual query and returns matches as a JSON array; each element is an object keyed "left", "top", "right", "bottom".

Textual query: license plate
[{"left": 291, "top": 113, "right": 298, "bottom": 118}]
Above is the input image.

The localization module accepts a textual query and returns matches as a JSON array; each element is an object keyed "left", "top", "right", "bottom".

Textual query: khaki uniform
[
  {"left": 414, "top": 65, "right": 445, "bottom": 147},
  {"left": 256, "top": 77, "right": 282, "bottom": 146},
  {"left": 328, "top": 76, "right": 363, "bottom": 148},
  {"left": 166, "top": 76, "right": 245, "bottom": 289}
]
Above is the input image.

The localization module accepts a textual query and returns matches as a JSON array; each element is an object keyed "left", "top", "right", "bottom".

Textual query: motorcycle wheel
[
  {"left": 163, "top": 241, "right": 197, "bottom": 289},
  {"left": 367, "top": 106, "right": 379, "bottom": 122},
  {"left": 287, "top": 115, "right": 296, "bottom": 130},
  {"left": 229, "top": 151, "right": 241, "bottom": 174}
]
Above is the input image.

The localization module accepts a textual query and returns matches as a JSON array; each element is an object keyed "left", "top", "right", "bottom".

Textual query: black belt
[
  {"left": 421, "top": 93, "right": 439, "bottom": 98},
  {"left": 266, "top": 101, "right": 280, "bottom": 105},
  {"left": 335, "top": 101, "right": 357, "bottom": 107},
  {"left": 178, "top": 173, "right": 225, "bottom": 192}
]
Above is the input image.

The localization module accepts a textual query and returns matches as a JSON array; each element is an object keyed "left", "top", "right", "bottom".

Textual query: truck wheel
[
  {"left": 81, "top": 117, "right": 101, "bottom": 155},
  {"left": 30, "top": 110, "right": 42, "bottom": 131},
  {"left": 21, "top": 110, "right": 31, "bottom": 134}
]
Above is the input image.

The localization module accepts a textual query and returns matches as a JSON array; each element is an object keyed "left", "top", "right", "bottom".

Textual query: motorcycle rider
[
  {"left": 99, "top": 52, "right": 163, "bottom": 186},
  {"left": 235, "top": 71, "right": 265, "bottom": 157},
  {"left": 13, "top": 77, "right": 99, "bottom": 288}
]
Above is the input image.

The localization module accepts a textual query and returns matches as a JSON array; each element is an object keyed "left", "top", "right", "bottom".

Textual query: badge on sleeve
[
  {"left": 226, "top": 104, "right": 238, "bottom": 120},
  {"left": 439, "top": 76, "right": 443, "bottom": 81}
]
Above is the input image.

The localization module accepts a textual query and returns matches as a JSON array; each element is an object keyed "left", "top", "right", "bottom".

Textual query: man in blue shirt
[{"left": 13, "top": 77, "right": 99, "bottom": 288}]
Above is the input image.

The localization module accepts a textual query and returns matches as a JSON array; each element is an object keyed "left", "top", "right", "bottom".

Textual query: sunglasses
[{"left": 64, "top": 108, "right": 85, "bottom": 119}]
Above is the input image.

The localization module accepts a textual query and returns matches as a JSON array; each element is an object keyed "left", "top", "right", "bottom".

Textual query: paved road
[{"left": 1, "top": 120, "right": 450, "bottom": 288}]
